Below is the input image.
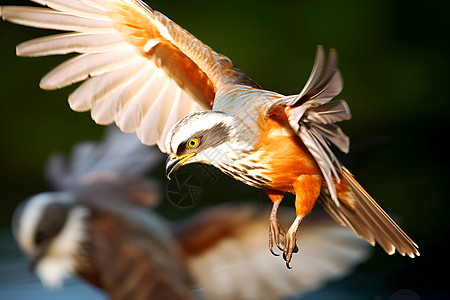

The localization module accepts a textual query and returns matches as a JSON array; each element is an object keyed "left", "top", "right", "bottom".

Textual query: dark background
[{"left": 1, "top": 0, "right": 449, "bottom": 299}]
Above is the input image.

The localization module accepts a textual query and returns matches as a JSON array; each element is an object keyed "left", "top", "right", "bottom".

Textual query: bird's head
[
  {"left": 165, "top": 111, "right": 248, "bottom": 179},
  {"left": 12, "top": 192, "right": 89, "bottom": 289}
]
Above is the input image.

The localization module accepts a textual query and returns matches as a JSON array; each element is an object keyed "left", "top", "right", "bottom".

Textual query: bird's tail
[{"left": 319, "top": 167, "right": 420, "bottom": 258}]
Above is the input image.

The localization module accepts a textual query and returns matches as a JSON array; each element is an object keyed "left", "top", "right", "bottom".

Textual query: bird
[
  {"left": 1, "top": 0, "right": 419, "bottom": 267},
  {"left": 12, "top": 126, "right": 372, "bottom": 300}
]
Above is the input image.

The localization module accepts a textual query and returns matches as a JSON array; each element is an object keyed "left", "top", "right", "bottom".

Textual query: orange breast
[{"left": 256, "top": 107, "right": 322, "bottom": 192}]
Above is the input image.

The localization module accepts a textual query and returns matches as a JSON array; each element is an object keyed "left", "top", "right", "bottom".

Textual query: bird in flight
[{"left": 1, "top": 0, "right": 419, "bottom": 267}]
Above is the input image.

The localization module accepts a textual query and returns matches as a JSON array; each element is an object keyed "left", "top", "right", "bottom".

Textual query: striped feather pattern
[{"left": 319, "top": 168, "right": 419, "bottom": 258}]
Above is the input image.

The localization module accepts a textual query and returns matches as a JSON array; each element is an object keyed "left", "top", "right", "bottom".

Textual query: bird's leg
[
  {"left": 269, "top": 200, "right": 285, "bottom": 255},
  {"left": 282, "top": 216, "right": 301, "bottom": 268},
  {"left": 265, "top": 189, "right": 286, "bottom": 256},
  {"left": 284, "top": 175, "right": 322, "bottom": 268}
]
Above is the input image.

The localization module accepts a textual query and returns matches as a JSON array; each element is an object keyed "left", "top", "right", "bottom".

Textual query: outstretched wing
[
  {"left": 45, "top": 125, "right": 162, "bottom": 191},
  {"left": 174, "top": 203, "right": 371, "bottom": 300},
  {"left": 0, "top": 0, "right": 255, "bottom": 151}
]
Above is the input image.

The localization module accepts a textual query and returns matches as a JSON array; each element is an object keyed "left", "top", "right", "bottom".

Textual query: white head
[
  {"left": 165, "top": 111, "right": 253, "bottom": 178},
  {"left": 12, "top": 192, "right": 90, "bottom": 289}
]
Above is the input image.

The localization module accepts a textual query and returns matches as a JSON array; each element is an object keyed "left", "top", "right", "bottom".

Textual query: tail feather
[{"left": 319, "top": 167, "right": 419, "bottom": 258}]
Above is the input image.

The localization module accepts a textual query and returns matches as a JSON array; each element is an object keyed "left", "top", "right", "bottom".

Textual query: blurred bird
[
  {"left": 12, "top": 126, "right": 372, "bottom": 300},
  {"left": 1, "top": 0, "right": 419, "bottom": 267}
]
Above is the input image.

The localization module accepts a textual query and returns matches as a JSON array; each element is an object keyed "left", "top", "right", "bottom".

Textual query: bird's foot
[
  {"left": 269, "top": 217, "right": 286, "bottom": 256},
  {"left": 282, "top": 216, "right": 302, "bottom": 269}
]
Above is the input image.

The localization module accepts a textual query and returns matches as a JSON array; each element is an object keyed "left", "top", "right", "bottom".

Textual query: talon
[
  {"left": 286, "top": 261, "right": 292, "bottom": 269},
  {"left": 270, "top": 248, "right": 280, "bottom": 256},
  {"left": 269, "top": 215, "right": 287, "bottom": 253}
]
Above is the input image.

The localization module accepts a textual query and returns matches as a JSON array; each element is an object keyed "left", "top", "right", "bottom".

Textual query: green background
[{"left": 0, "top": 0, "right": 449, "bottom": 298}]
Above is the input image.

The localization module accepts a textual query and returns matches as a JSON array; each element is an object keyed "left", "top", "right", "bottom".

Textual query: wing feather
[
  {"left": 154, "top": 89, "right": 202, "bottom": 151},
  {"left": 1, "top": 6, "right": 112, "bottom": 31},
  {"left": 274, "top": 46, "right": 347, "bottom": 204},
  {"left": 1, "top": 0, "right": 262, "bottom": 150},
  {"left": 40, "top": 44, "right": 139, "bottom": 90},
  {"left": 17, "top": 32, "right": 124, "bottom": 56},
  {"left": 70, "top": 56, "right": 147, "bottom": 114},
  {"left": 115, "top": 68, "right": 167, "bottom": 132},
  {"left": 271, "top": 46, "right": 419, "bottom": 257},
  {"left": 319, "top": 168, "right": 419, "bottom": 258},
  {"left": 31, "top": 0, "right": 110, "bottom": 20},
  {"left": 175, "top": 203, "right": 371, "bottom": 300},
  {"left": 2, "top": 0, "right": 255, "bottom": 151},
  {"left": 136, "top": 80, "right": 176, "bottom": 145},
  {"left": 44, "top": 125, "right": 162, "bottom": 191},
  {"left": 88, "top": 205, "right": 194, "bottom": 300}
]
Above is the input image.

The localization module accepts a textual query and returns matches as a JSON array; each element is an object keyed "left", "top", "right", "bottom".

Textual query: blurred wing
[
  {"left": 88, "top": 204, "right": 195, "bottom": 300},
  {"left": 0, "top": 0, "right": 253, "bottom": 151},
  {"left": 45, "top": 125, "right": 162, "bottom": 191},
  {"left": 174, "top": 203, "right": 371, "bottom": 300}
]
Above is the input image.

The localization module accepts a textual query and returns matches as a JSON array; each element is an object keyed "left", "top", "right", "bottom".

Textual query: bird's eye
[{"left": 187, "top": 138, "right": 199, "bottom": 148}]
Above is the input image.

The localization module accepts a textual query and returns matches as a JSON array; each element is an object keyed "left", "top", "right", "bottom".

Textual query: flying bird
[
  {"left": 12, "top": 126, "right": 372, "bottom": 300},
  {"left": 1, "top": 0, "right": 419, "bottom": 267}
]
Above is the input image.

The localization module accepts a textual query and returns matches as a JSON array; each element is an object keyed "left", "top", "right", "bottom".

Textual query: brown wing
[
  {"left": 0, "top": 0, "right": 256, "bottom": 150},
  {"left": 87, "top": 204, "right": 195, "bottom": 300},
  {"left": 174, "top": 203, "right": 371, "bottom": 300}
]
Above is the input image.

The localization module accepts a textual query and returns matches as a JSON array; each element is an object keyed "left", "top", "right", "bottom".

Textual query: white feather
[
  {"left": 153, "top": 88, "right": 184, "bottom": 150},
  {"left": 115, "top": 68, "right": 167, "bottom": 132},
  {"left": 1, "top": 7, "right": 112, "bottom": 32},
  {"left": 135, "top": 79, "right": 174, "bottom": 143},
  {"left": 2, "top": 0, "right": 211, "bottom": 152},
  {"left": 45, "top": 126, "right": 161, "bottom": 190},
  {"left": 69, "top": 55, "right": 147, "bottom": 112},
  {"left": 30, "top": 0, "right": 109, "bottom": 20},
  {"left": 40, "top": 44, "right": 138, "bottom": 90},
  {"left": 17, "top": 32, "right": 124, "bottom": 57},
  {"left": 79, "top": 0, "right": 107, "bottom": 11}
]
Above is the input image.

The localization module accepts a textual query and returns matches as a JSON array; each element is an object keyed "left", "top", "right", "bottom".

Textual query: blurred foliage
[{"left": 0, "top": 0, "right": 449, "bottom": 298}]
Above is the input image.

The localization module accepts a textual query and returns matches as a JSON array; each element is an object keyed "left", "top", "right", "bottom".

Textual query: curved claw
[
  {"left": 286, "top": 261, "right": 292, "bottom": 269},
  {"left": 270, "top": 247, "right": 280, "bottom": 256}
]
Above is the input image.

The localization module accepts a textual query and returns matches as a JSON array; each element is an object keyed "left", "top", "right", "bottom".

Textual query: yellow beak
[{"left": 165, "top": 153, "right": 196, "bottom": 179}]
